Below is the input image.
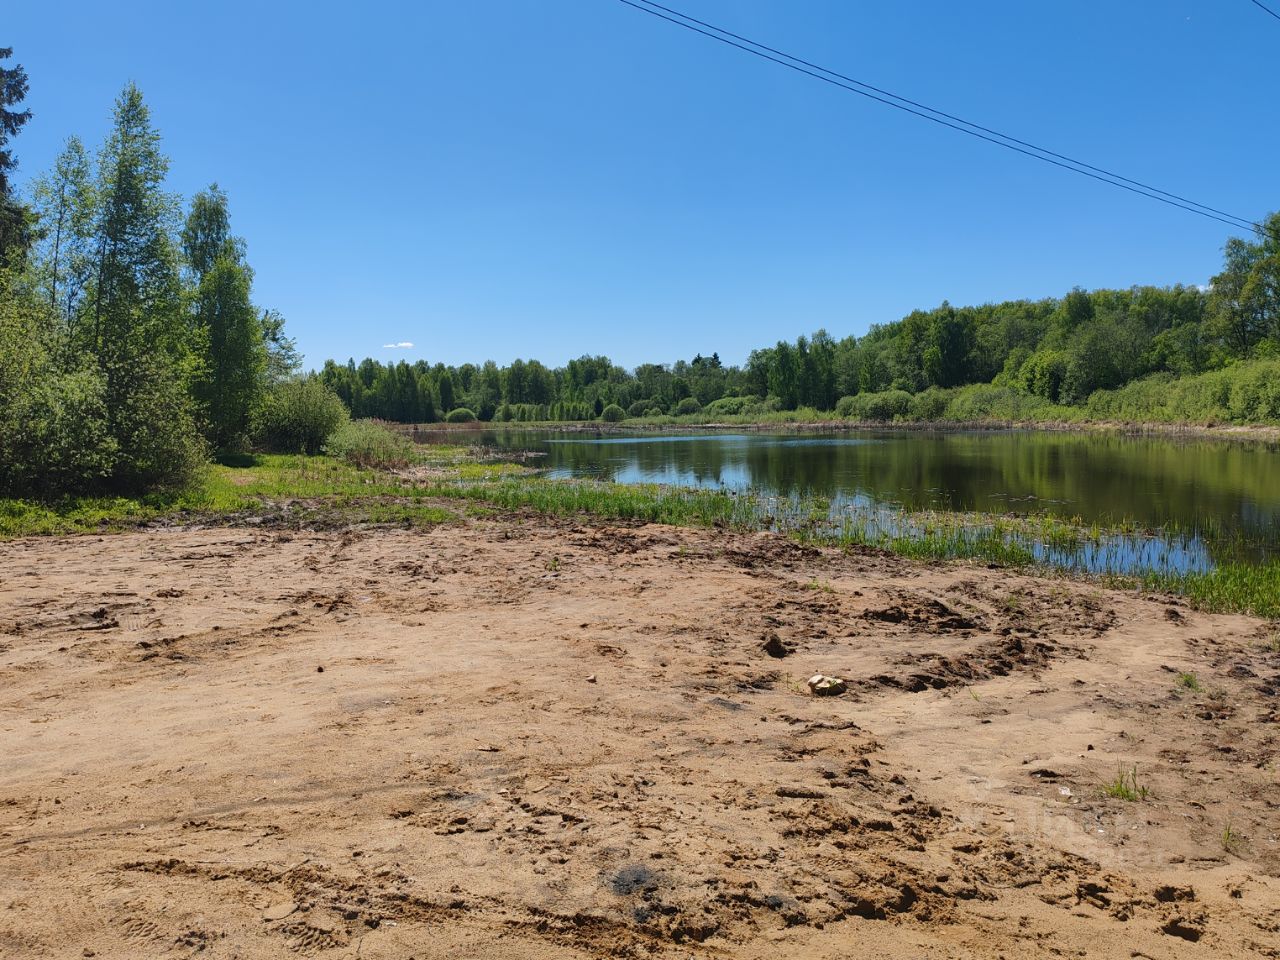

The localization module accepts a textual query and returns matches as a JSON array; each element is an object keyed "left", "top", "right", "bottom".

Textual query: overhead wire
[
  {"left": 615, "top": 0, "right": 1262, "bottom": 233},
  {"left": 1246, "top": 0, "right": 1280, "bottom": 24}
]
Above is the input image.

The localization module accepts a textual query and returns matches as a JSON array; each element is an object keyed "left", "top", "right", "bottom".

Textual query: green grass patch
[
  {"left": 362, "top": 502, "right": 456, "bottom": 528},
  {"left": 0, "top": 455, "right": 425, "bottom": 538},
  {"left": 1100, "top": 766, "right": 1150, "bottom": 801},
  {"left": 415, "top": 476, "right": 759, "bottom": 528},
  {"left": 1144, "top": 563, "right": 1280, "bottom": 620}
]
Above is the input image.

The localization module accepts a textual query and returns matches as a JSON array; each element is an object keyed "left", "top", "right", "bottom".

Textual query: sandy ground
[{"left": 1, "top": 515, "right": 1278, "bottom": 959}]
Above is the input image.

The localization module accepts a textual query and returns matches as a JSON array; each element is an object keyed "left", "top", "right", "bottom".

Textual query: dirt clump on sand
[{"left": 1, "top": 518, "right": 1278, "bottom": 958}]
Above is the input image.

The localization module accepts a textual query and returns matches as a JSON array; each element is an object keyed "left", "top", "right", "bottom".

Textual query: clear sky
[{"left": 7, "top": 1, "right": 1277, "bottom": 370}]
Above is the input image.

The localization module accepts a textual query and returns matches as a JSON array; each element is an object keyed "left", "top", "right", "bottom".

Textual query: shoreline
[{"left": 404, "top": 416, "right": 1280, "bottom": 444}]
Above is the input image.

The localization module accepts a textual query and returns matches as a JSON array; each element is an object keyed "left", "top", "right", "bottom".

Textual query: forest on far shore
[
  {"left": 318, "top": 253, "right": 1280, "bottom": 428},
  {"left": 318, "top": 213, "right": 1280, "bottom": 429}
]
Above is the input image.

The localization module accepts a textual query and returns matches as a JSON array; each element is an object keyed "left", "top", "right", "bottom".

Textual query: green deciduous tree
[
  {"left": 0, "top": 272, "right": 116, "bottom": 495},
  {"left": 31, "top": 136, "right": 97, "bottom": 329},
  {"left": 260, "top": 308, "right": 301, "bottom": 383},
  {"left": 181, "top": 182, "right": 241, "bottom": 277},
  {"left": 922, "top": 306, "right": 976, "bottom": 388},
  {"left": 184, "top": 186, "right": 267, "bottom": 449},
  {"left": 1209, "top": 213, "right": 1280, "bottom": 357},
  {"left": 193, "top": 258, "right": 265, "bottom": 449}
]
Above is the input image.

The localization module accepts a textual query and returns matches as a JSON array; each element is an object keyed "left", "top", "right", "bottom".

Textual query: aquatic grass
[
  {"left": 420, "top": 473, "right": 1280, "bottom": 618},
  {"left": 453, "top": 461, "right": 531, "bottom": 480},
  {"left": 414, "top": 476, "right": 761, "bottom": 529},
  {"left": 1144, "top": 563, "right": 1280, "bottom": 620}
]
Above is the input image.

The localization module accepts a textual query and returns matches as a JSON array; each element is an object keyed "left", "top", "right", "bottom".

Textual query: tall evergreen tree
[
  {"left": 88, "top": 83, "right": 200, "bottom": 488},
  {"left": 91, "top": 83, "right": 182, "bottom": 351},
  {"left": 0, "top": 46, "right": 33, "bottom": 267}
]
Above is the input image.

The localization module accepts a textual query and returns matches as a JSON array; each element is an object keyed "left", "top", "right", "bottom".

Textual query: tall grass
[
  {"left": 414, "top": 476, "right": 759, "bottom": 528},
  {"left": 324, "top": 419, "right": 420, "bottom": 469},
  {"left": 1144, "top": 563, "right": 1280, "bottom": 619}
]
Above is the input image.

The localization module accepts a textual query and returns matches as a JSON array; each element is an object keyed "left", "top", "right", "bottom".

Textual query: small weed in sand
[
  {"left": 1265, "top": 631, "right": 1280, "bottom": 654},
  {"left": 1222, "top": 822, "right": 1243, "bottom": 853},
  {"left": 1176, "top": 672, "right": 1201, "bottom": 692},
  {"left": 1001, "top": 592, "right": 1024, "bottom": 614},
  {"left": 546, "top": 555, "right": 561, "bottom": 572},
  {"left": 1101, "top": 766, "right": 1150, "bottom": 801},
  {"left": 967, "top": 686, "right": 981, "bottom": 702},
  {"left": 803, "top": 579, "right": 834, "bottom": 593}
]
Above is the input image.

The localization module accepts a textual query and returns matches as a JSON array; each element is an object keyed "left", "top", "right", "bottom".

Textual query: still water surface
[{"left": 420, "top": 428, "right": 1280, "bottom": 573}]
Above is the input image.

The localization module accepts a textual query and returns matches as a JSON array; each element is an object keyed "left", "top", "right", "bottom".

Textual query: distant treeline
[{"left": 320, "top": 215, "right": 1280, "bottom": 424}]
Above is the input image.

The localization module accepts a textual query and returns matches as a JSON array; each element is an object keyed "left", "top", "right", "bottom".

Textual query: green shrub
[
  {"left": 908, "top": 387, "right": 952, "bottom": 421},
  {"left": 1018, "top": 349, "right": 1070, "bottom": 403},
  {"left": 627, "top": 399, "right": 657, "bottom": 417},
  {"left": 324, "top": 419, "right": 418, "bottom": 469},
  {"left": 673, "top": 397, "right": 702, "bottom": 416},
  {"left": 106, "top": 353, "right": 208, "bottom": 491},
  {"left": 703, "top": 395, "right": 759, "bottom": 416},
  {"left": 1, "top": 273, "right": 207, "bottom": 496},
  {"left": 256, "top": 377, "right": 350, "bottom": 454},
  {"left": 1083, "top": 360, "right": 1280, "bottom": 424},
  {"left": 836, "top": 390, "right": 912, "bottom": 421},
  {"left": 1, "top": 283, "right": 200, "bottom": 496},
  {"left": 445, "top": 407, "right": 477, "bottom": 424},
  {"left": 0, "top": 366, "right": 119, "bottom": 497},
  {"left": 600, "top": 403, "right": 627, "bottom": 422},
  {"left": 941, "top": 384, "right": 1069, "bottom": 422}
]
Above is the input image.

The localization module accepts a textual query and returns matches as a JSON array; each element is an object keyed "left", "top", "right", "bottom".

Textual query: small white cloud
[{"left": 382, "top": 341, "right": 415, "bottom": 349}]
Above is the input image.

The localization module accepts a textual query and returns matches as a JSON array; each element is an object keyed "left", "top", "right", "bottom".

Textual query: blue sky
[{"left": 7, "top": 1, "right": 1276, "bottom": 369}]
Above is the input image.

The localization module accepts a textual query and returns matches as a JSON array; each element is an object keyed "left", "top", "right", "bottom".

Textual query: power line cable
[
  {"left": 616, "top": 0, "right": 1261, "bottom": 233},
  {"left": 1247, "top": 0, "right": 1280, "bottom": 23},
  {"left": 636, "top": 0, "right": 1252, "bottom": 227}
]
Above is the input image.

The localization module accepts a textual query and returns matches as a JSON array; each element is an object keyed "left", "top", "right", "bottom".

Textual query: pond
[{"left": 417, "top": 428, "right": 1280, "bottom": 575}]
